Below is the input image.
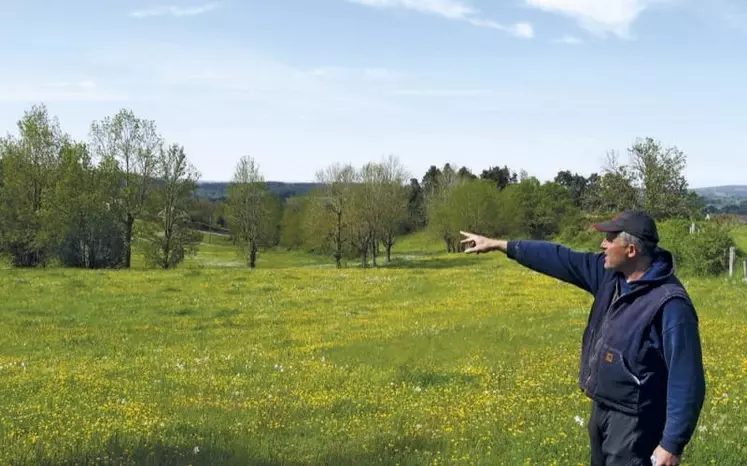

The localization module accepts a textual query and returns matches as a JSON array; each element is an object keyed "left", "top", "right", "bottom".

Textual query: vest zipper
[{"left": 585, "top": 282, "right": 626, "bottom": 390}]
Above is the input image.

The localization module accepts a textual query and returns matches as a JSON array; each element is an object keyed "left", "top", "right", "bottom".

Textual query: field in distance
[{"left": 0, "top": 232, "right": 746, "bottom": 465}]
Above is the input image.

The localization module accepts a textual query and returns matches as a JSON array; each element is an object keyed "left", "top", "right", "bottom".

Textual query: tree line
[
  {"left": 0, "top": 105, "right": 204, "bottom": 269},
  {"left": 1, "top": 104, "right": 725, "bottom": 272}
]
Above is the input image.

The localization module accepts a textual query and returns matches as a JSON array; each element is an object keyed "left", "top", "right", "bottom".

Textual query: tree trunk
[
  {"left": 163, "top": 232, "right": 171, "bottom": 269},
  {"left": 361, "top": 243, "right": 368, "bottom": 268},
  {"left": 249, "top": 240, "right": 257, "bottom": 269},
  {"left": 385, "top": 232, "right": 393, "bottom": 263},
  {"left": 334, "top": 251, "right": 342, "bottom": 269},
  {"left": 124, "top": 214, "right": 134, "bottom": 268},
  {"left": 335, "top": 212, "right": 343, "bottom": 269},
  {"left": 371, "top": 237, "right": 377, "bottom": 267}
]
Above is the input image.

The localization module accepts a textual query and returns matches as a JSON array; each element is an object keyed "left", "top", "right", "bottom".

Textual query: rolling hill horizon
[{"left": 195, "top": 181, "right": 747, "bottom": 201}]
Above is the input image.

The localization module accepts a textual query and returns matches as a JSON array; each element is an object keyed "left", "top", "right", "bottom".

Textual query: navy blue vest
[{"left": 579, "top": 272, "right": 693, "bottom": 415}]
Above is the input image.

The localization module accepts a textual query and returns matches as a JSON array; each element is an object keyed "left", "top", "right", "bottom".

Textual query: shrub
[
  {"left": 555, "top": 214, "right": 609, "bottom": 253},
  {"left": 658, "top": 219, "right": 738, "bottom": 277},
  {"left": 557, "top": 216, "right": 739, "bottom": 277}
]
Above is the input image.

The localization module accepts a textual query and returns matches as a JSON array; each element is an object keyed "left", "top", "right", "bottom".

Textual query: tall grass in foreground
[{"left": 0, "top": 234, "right": 746, "bottom": 465}]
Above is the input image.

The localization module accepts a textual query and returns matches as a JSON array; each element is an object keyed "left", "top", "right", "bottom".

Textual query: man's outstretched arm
[
  {"left": 460, "top": 231, "right": 606, "bottom": 295},
  {"left": 654, "top": 298, "right": 706, "bottom": 464}
]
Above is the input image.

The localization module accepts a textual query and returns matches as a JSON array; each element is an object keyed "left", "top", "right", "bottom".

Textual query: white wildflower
[{"left": 574, "top": 416, "right": 584, "bottom": 427}]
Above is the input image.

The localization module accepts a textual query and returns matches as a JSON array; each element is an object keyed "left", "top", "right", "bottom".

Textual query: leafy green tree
[
  {"left": 554, "top": 170, "right": 589, "bottom": 209},
  {"left": 139, "top": 144, "right": 202, "bottom": 269},
  {"left": 406, "top": 178, "right": 426, "bottom": 232},
  {"left": 90, "top": 109, "right": 162, "bottom": 268},
  {"left": 279, "top": 195, "right": 311, "bottom": 250},
  {"left": 227, "top": 155, "right": 274, "bottom": 269},
  {"left": 378, "top": 156, "right": 410, "bottom": 263},
  {"left": 581, "top": 173, "right": 601, "bottom": 212},
  {"left": 596, "top": 151, "right": 640, "bottom": 214},
  {"left": 457, "top": 166, "right": 477, "bottom": 180},
  {"left": 502, "top": 178, "right": 577, "bottom": 239},
  {"left": 421, "top": 165, "right": 442, "bottom": 198},
  {"left": 480, "top": 165, "right": 517, "bottom": 191},
  {"left": 426, "top": 164, "right": 464, "bottom": 252},
  {"left": 628, "top": 137, "right": 697, "bottom": 219},
  {"left": 450, "top": 179, "right": 503, "bottom": 238},
  {"left": 263, "top": 191, "right": 284, "bottom": 248},
  {"left": 50, "top": 141, "right": 125, "bottom": 268},
  {"left": 302, "top": 188, "right": 342, "bottom": 257},
  {"left": 348, "top": 180, "right": 374, "bottom": 267},
  {"left": 0, "top": 104, "right": 63, "bottom": 266},
  {"left": 313, "top": 163, "right": 357, "bottom": 268}
]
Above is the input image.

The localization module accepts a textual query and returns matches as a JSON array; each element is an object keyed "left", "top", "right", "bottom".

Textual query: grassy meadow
[{"left": 1, "top": 232, "right": 746, "bottom": 465}]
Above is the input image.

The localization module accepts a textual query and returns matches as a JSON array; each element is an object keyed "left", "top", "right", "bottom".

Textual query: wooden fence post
[{"left": 729, "top": 247, "right": 735, "bottom": 278}]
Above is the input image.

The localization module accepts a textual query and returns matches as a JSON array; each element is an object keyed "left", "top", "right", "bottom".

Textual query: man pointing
[{"left": 460, "top": 210, "right": 705, "bottom": 466}]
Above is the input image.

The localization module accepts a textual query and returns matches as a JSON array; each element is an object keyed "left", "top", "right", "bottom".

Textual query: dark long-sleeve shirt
[{"left": 506, "top": 240, "right": 705, "bottom": 455}]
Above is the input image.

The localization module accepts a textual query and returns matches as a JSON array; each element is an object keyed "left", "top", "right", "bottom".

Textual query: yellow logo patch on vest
[{"left": 605, "top": 352, "right": 614, "bottom": 363}]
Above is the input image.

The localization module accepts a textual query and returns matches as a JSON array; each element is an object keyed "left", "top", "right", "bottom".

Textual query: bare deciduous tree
[
  {"left": 314, "top": 163, "right": 357, "bottom": 268},
  {"left": 227, "top": 156, "right": 271, "bottom": 268},
  {"left": 140, "top": 144, "right": 202, "bottom": 269}
]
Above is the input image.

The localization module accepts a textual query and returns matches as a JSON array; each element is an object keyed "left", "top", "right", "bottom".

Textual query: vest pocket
[{"left": 594, "top": 343, "right": 641, "bottom": 412}]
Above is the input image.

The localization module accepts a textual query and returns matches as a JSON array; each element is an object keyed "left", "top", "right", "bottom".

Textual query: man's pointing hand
[{"left": 459, "top": 231, "right": 507, "bottom": 254}]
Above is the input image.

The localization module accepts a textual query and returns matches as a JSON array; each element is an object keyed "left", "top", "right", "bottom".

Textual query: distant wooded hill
[
  {"left": 196, "top": 182, "right": 747, "bottom": 202},
  {"left": 196, "top": 182, "right": 322, "bottom": 200},
  {"left": 693, "top": 185, "right": 747, "bottom": 199}
]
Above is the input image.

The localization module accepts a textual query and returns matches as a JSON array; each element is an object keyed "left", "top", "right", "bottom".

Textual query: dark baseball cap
[{"left": 592, "top": 210, "right": 659, "bottom": 244}]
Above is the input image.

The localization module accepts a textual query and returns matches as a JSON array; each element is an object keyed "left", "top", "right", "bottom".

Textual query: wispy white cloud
[
  {"left": 347, "top": 0, "right": 534, "bottom": 38},
  {"left": 348, "top": 0, "right": 476, "bottom": 19},
  {"left": 129, "top": 2, "right": 220, "bottom": 18},
  {"left": 524, "top": 0, "right": 668, "bottom": 38},
  {"left": 555, "top": 34, "right": 583, "bottom": 44},
  {"left": 395, "top": 88, "right": 493, "bottom": 96},
  {"left": 509, "top": 22, "right": 535, "bottom": 38},
  {"left": 80, "top": 43, "right": 412, "bottom": 117}
]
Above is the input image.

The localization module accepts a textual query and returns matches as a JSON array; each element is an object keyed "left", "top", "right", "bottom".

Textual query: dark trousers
[{"left": 588, "top": 401, "right": 665, "bottom": 466}]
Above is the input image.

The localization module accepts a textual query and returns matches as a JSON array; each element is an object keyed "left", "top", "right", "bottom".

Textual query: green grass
[
  {"left": 185, "top": 236, "right": 335, "bottom": 269},
  {"left": 0, "top": 234, "right": 746, "bottom": 465},
  {"left": 730, "top": 224, "right": 747, "bottom": 253}
]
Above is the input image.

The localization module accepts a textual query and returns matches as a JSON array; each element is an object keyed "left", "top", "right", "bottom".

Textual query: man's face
[{"left": 600, "top": 231, "right": 633, "bottom": 270}]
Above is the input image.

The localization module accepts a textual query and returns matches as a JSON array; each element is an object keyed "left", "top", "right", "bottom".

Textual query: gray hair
[{"left": 618, "top": 231, "right": 657, "bottom": 259}]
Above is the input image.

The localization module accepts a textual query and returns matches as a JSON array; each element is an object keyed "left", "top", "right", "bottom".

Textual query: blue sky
[{"left": 1, "top": 0, "right": 746, "bottom": 187}]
